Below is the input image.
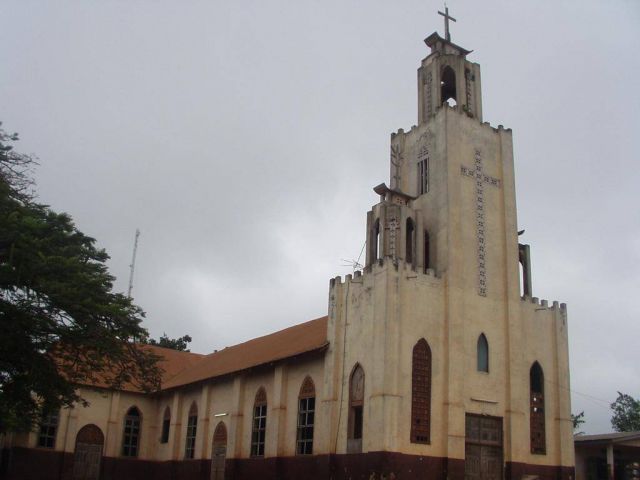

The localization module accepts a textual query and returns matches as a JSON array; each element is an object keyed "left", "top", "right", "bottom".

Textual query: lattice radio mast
[{"left": 127, "top": 229, "right": 140, "bottom": 298}]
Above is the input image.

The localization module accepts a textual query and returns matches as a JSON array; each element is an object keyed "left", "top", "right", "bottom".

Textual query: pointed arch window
[
  {"left": 122, "top": 407, "right": 141, "bottom": 457},
  {"left": 441, "top": 65, "right": 457, "bottom": 106},
  {"left": 296, "top": 376, "right": 315, "bottom": 455},
  {"left": 406, "top": 218, "right": 415, "bottom": 265},
  {"left": 185, "top": 402, "right": 198, "bottom": 459},
  {"left": 530, "top": 362, "right": 546, "bottom": 454},
  {"left": 423, "top": 230, "right": 431, "bottom": 273},
  {"left": 411, "top": 339, "right": 432, "bottom": 443},
  {"left": 347, "top": 364, "right": 365, "bottom": 453},
  {"left": 160, "top": 406, "right": 171, "bottom": 444},
  {"left": 418, "top": 147, "right": 429, "bottom": 195},
  {"left": 37, "top": 411, "right": 59, "bottom": 448},
  {"left": 477, "top": 334, "right": 489, "bottom": 373},
  {"left": 372, "top": 218, "right": 381, "bottom": 262},
  {"left": 251, "top": 387, "right": 267, "bottom": 457}
]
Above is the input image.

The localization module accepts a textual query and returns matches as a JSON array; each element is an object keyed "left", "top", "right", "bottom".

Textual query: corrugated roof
[
  {"left": 575, "top": 431, "right": 640, "bottom": 443},
  {"left": 162, "top": 316, "right": 328, "bottom": 390}
]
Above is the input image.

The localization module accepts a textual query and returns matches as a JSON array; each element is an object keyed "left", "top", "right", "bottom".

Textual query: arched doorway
[
  {"left": 211, "top": 422, "right": 227, "bottom": 480},
  {"left": 73, "top": 424, "right": 104, "bottom": 480}
]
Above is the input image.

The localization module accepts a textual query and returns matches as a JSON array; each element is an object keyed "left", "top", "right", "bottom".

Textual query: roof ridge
[{"left": 202, "top": 315, "right": 328, "bottom": 358}]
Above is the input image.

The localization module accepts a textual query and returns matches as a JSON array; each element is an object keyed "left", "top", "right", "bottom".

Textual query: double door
[{"left": 464, "top": 414, "right": 503, "bottom": 480}]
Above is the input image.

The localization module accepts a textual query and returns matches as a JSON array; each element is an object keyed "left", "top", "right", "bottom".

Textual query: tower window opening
[
  {"left": 477, "top": 334, "right": 489, "bottom": 373},
  {"left": 418, "top": 157, "right": 429, "bottom": 195},
  {"left": 406, "top": 218, "right": 415, "bottom": 265},
  {"left": 441, "top": 66, "right": 457, "bottom": 106},
  {"left": 374, "top": 219, "right": 381, "bottom": 260},
  {"left": 410, "top": 339, "right": 432, "bottom": 444},
  {"left": 423, "top": 231, "right": 431, "bottom": 273},
  {"left": 530, "top": 362, "right": 546, "bottom": 455}
]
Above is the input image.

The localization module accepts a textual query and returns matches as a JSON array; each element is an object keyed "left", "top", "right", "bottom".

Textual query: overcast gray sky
[{"left": 2, "top": 0, "right": 638, "bottom": 434}]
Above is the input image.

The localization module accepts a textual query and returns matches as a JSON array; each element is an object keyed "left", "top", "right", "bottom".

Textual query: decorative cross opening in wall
[
  {"left": 390, "top": 144, "right": 404, "bottom": 189},
  {"left": 438, "top": 6, "right": 457, "bottom": 42},
  {"left": 386, "top": 217, "right": 400, "bottom": 258},
  {"left": 460, "top": 150, "right": 501, "bottom": 297}
]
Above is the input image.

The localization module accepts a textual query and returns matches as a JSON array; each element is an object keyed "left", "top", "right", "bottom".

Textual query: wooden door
[
  {"left": 465, "top": 414, "right": 503, "bottom": 480},
  {"left": 211, "top": 422, "right": 227, "bottom": 480},
  {"left": 73, "top": 424, "right": 104, "bottom": 480}
]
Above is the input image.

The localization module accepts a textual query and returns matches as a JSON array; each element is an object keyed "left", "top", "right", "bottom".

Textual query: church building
[{"left": 0, "top": 13, "right": 575, "bottom": 480}]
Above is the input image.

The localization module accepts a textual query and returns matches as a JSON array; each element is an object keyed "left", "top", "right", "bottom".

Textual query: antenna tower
[{"left": 127, "top": 229, "right": 140, "bottom": 298}]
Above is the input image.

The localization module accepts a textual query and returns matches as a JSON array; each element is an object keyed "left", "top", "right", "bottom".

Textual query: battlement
[
  {"left": 521, "top": 295, "right": 567, "bottom": 313},
  {"left": 391, "top": 102, "right": 511, "bottom": 140},
  {"left": 329, "top": 257, "right": 439, "bottom": 288}
]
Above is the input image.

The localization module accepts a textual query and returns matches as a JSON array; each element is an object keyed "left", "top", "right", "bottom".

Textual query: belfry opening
[{"left": 441, "top": 65, "right": 457, "bottom": 106}]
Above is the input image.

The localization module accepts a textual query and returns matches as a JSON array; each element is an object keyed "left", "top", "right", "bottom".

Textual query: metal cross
[{"left": 438, "top": 6, "right": 456, "bottom": 42}]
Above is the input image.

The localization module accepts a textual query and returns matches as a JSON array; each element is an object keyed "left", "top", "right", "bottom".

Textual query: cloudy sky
[{"left": 2, "top": 0, "right": 638, "bottom": 434}]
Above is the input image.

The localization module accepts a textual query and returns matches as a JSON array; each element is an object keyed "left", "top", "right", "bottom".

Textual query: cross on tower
[{"left": 438, "top": 6, "right": 456, "bottom": 42}]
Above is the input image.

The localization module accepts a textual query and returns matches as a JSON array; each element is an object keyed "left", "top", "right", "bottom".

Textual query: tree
[
  {"left": 149, "top": 333, "right": 192, "bottom": 352},
  {"left": 0, "top": 124, "right": 160, "bottom": 432},
  {"left": 610, "top": 392, "right": 640, "bottom": 432},
  {"left": 571, "top": 411, "right": 585, "bottom": 434}
]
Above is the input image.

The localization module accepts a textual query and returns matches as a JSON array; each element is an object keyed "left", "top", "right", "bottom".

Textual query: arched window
[
  {"left": 160, "top": 406, "right": 171, "bottom": 444},
  {"left": 372, "top": 218, "right": 381, "bottom": 262},
  {"left": 297, "top": 376, "right": 315, "bottom": 455},
  {"left": 185, "top": 402, "right": 198, "bottom": 459},
  {"left": 477, "top": 334, "right": 489, "bottom": 373},
  {"left": 347, "top": 364, "right": 365, "bottom": 454},
  {"left": 406, "top": 218, "right": 415, "bottom": 265},
  {"left": 411, "top": 339, "right": 432, "bottom": 444},
  {"left": 441, "top": 65, "right": 457, "bottom": 106},
  {"left": 122, "top": 407, "right": 141, "bottom": 457},
  {"left": 530, "top": 362, "right": 546, "bottom": 454},
  {"left": 37, "top": 411, "right": 59, "bottom": 448},
  {"left": 423, "top": 230, "right": 431, "bottom": 273},
  {"left": 251, "top": 387, "right": 267, "bottom": 457}
]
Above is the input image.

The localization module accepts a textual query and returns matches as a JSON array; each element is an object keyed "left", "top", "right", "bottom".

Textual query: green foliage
[
  {"left": 0, "top": 124, "right": 160, "bottom": 432},
  {"left": 610, "top": 392, "right": 640, "bottom": 432},
  {"left": 571, "top": 411, "right": 585, "bottom": 433},
  {"left": 149, "top": 333, "right": 192, "bottom": 352}
]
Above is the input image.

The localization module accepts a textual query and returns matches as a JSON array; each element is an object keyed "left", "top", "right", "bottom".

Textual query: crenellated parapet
[
  {"left": 330, "top": 256, "right": 440, "bottom": 290},
  {"left": 392, "top": 101, "right": 512, "bottom": 143}
]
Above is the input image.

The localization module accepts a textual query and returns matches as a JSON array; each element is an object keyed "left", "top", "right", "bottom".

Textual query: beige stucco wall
[{"left": 12, "top": 351, "right": 325, "bottom": 463}]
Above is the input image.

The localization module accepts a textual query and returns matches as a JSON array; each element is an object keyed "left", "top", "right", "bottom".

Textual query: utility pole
[{"left": 127, "top": 229, "right": 140, "bottom": 298}]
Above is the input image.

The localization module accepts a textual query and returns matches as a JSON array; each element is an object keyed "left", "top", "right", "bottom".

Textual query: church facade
[{"left": 0, "top": 24, "right": 575, "bottom": 480}]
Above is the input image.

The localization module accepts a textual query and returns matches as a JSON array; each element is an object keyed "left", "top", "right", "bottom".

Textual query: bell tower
[
  {"left": 325, "top": 9, "right": 573, "bottom": 478},
  {"left": 417, "top": 32, "right": 483, "bottom": 124}
]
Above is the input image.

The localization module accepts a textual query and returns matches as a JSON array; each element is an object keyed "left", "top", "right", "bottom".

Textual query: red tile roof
[{"left": 162, "top": 316, "right": 328, "bottom": 390}]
